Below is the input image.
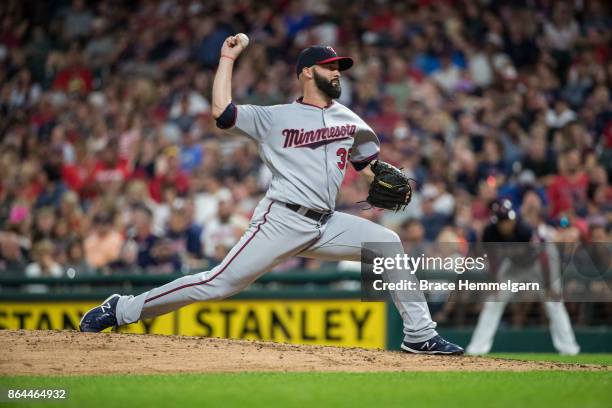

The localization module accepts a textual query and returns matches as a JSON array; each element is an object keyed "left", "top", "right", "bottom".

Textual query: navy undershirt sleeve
[
  {"left": 215, "top": 102, "right": 237, "bottom": 129},
  {"left": 351, "top": 154, "right": 378, "bottom": 171},
  {"left": 352, "top": 161, "right": 371, "bottom": 171}
]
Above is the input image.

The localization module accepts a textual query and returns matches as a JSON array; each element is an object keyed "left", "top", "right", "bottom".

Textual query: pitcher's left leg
[{"left": 300, "top": 211, "right": 463, "bottom": 354}]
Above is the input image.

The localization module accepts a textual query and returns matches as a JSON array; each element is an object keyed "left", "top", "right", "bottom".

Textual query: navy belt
[{"left": 285, "top": 203, "right": 332, "bottom": 224}]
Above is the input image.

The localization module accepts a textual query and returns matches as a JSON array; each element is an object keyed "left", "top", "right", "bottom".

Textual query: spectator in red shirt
[
  {"left": 548, "top": 148, "right": 589, "bottom": 219},
  {"left": 89, "top": 139, "right": 131, "bottom": 197},
  {"left": 149, "top": 146, "right": 190, "bottom": 202},
  {"left": 369, "top": 96, "right": 403, "bottom": 139},
  {"left": 52, "top": 44, "right": 93, "bottom": 94}
]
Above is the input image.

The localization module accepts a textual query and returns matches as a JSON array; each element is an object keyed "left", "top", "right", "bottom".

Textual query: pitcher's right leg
[{"left": 80, "top": 199, "right": 319, "bottom": 332}]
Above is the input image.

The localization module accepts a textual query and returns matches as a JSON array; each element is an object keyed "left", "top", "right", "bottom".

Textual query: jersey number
[{"left": 336, "top": 148, "right": 348, "bottom": 170}]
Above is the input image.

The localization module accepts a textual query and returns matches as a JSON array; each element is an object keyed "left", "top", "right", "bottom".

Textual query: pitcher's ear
[{"left": 302, "top": 66, "right": 314, "bottom": 79}]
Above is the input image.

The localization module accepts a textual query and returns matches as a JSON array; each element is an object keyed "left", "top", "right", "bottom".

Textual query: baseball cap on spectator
[{"left": 296, "top": 45, "right": 353, "bottom": 78}]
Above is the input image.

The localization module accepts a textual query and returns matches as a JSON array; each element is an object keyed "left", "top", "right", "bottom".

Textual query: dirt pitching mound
[{"left": 0, "top": 330, "right": 607, "bottom": 376}]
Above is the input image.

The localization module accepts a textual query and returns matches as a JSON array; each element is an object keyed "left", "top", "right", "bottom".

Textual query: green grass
[
  {"left": 1, "top": 371, "right": 611, "bottom": 408},
  {"left": 488, "top": 353, "right": 612, "bottom": 365}
]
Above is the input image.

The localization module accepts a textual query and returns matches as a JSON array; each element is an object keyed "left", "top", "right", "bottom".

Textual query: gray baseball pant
[
  {"left": 115, "top": 197, "right": 437, "bottom": 343},
  {"left": 466, "top": 244, "right": 580, "bottom": 355}
]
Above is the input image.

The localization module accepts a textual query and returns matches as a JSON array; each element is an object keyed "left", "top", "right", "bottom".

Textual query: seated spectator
[
  {"left": 35, "top": 162, "right": 68, "bottom": 209},
  {"left": 455, "top": 149, "right": 480, "bottom": 195},
  {"left": 83, "top": 213, "right": 124, "bottom": 271},
  {"left": 498, "top": 170, "right": 547, "bottom": 212},
  {"left": 588, "top": 222, "right": 609, "bottom": 243},
  {"left": 500, "top": 117, "right": 528, "bottom": 166},
  {"left": 477, "top": 139, "right": 507, "bottom": 181},
  {"left": 165, "top": 202, "right": 204, "bottom": 267},
  {"left": 129, "top": 203, "right": 181, "bottom": 273},
  {"left": 25, "top": 239, "right": 64, "bottom": 290},
  {"left": 31, "top": 206, "right": 56, "bottom": 242},
  {"left": 52, "top": 43, "right": 93, "bottom": 94},
  {"left": 58, "top": 190, "right": 85, "bottom": 236},
  {"left": 452, "top": 198, "right": 479, "bottom": 243},
  {"left": 60, "top": 0, "right": 94, "bottom": 40},
  {"left": 520, "top": 190, "right": 556, "bottom": 241},
  {"left": 546, "top": 99, "right": 577, "bottom": 129},
  {"left": 65, "top": 239, "right": 94, "bottom": 276},
  {"left": 180, "top": 131, "right": 203, "bottom": 173},
  {"left": 521, "top": 127, "right": 557, "bottom": 181},
  {"left": 193, "top": 174, "right": 232, "bottom": 226},
  {"left": 432, "top": 53, "right": 462, "bottom": 94},
  {"left": 83, "top": 17, "right": 114, "bottom": 71},
  {"left": 149, "top": 146, "right": 190, "bottom": 202},
  {"left": 399, "top": 218, "right": 426, "bottom": 252},
  {"left": 51, "top": 218, "right": 71, "bottom": 263},
  {"left": 89, "top": 139, "right": 131, "bottom": 197},
  {"left": 203, "top": 199, "right": 248, "bottom": 258},
  {"left": 0, "top": 226, "right": 30, "bottom": 276},
  {"left": 419, "top": 185, "right": 452, "bottom": 242},
  {"left": 548, "top": 148, "right": 589, "bottom": 219},
  {"left": 586, "top": 178, "right": 612, "bottom": 223}
]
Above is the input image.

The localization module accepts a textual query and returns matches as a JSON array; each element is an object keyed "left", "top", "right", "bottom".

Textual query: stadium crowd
[{"left": 0, "top": 0, "right": 610, "bottom": 322}]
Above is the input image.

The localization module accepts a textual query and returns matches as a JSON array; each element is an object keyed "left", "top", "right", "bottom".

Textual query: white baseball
[{"left": 236, "top": 33, "right": 249, "bottom": 48}]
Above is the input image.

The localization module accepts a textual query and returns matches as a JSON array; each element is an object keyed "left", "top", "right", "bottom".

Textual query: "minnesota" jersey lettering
[{"left": 282, "top": 124, "right": 357, "bottom": 148}]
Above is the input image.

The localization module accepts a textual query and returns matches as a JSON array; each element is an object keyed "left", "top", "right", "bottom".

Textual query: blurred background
[{"left": 0, "top": 0, "right": 610, "bottom": 350}]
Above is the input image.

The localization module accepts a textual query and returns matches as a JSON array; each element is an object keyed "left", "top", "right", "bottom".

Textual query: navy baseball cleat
[
  {"left": 79, "top": 294, "right": 120, "bottom": 332},
  {"left": 401, "top": 335, "right": 464, "bottom": 355}
]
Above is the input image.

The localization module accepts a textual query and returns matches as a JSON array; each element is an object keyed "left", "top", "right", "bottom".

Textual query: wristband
[{"left": 220, "top": 55, "right": 235, "bottom": 61}]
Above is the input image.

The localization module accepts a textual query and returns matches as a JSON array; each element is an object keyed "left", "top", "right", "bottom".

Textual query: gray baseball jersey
[
  {"left": 113, "top": 99, "right": 438, "bottom": 345},
  {"left": 226, "top": 99, "right": 380, "bottom": 211}
]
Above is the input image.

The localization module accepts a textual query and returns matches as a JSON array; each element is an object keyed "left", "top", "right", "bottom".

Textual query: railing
[
  {"left": 0, "top": 269, "right": 494, "bottom": 300},
  {"left": 0, "top": 269, "right": 361, "bottom": 286},
  {"left": 0, "top": 268, "right": 358, "bottom": 300}
]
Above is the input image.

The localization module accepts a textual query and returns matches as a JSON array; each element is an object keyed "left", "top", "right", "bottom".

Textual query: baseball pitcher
[{"left": 80, "top": 35, "right": 463, "bottom": 355}]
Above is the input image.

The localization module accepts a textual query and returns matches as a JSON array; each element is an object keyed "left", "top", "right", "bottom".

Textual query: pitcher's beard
[{"left": 313, "top": 71, "right": 341, "bottom": 99}]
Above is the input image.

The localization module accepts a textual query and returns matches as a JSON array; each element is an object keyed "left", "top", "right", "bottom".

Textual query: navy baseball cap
[{"left": 296, "top": 45, "right": 353, "bottom": 78}]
